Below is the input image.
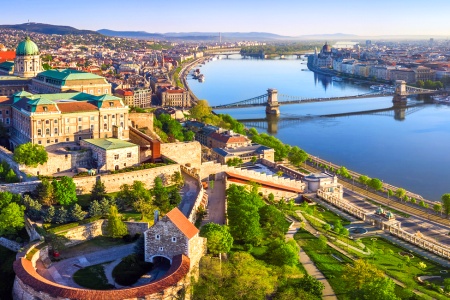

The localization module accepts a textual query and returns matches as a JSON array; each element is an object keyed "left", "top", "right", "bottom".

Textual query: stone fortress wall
[
  {"left": 200, "top": 161, "right": 305, "bottom": 192},
  {"left": 161, "top": 141, "right": 202, "bottom": 169},
  {"left": 0, "top": 163, "right": 181, "bottom": 195}
]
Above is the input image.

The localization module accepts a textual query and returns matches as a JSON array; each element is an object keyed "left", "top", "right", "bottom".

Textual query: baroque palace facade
[{"left": 0, "top": 37, "right": 128, "bottom": 150}]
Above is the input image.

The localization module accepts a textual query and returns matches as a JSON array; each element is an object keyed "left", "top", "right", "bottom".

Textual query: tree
[
  {"left": 171, "top": 171, "right": 183, "bottom": 187},
  {"left": 368, "top": 178, "right": 383, "bottom": 191},
  {"left": 417, "top": 262, "right": 427, "bottom": 270},
  {"left": 322, "top": 223, "right": 331, "bottom": 231},
  {"left": 35, "top": 178, "right": 55, "bottom": 206},
  {"left": 337, "top": 166, "right": 351, "bottom": 178},
  {"left": 90, "top": 180, "right": 106, "bottom": 202},
  {"left": 267, "top": 239, "right": 299, "bottom": 266},
  {"left": 54, "top": 207, "right": 68, "bottom": 224},
  {"left": 200, "top": 223, "right": 233, "bottom": 255},
  {"left": 52, "top": 177, "right": 77, "bottom": 206},
  {"left": 342, "top": 259, "right": 385, "bottom": 290},
  {"left": 352, "top": 277, "right": 399, "bottom": 300},
  {"left": 0, "top": 202, "right": 25, "bottom": 235},
  {"left": 88, "top": 200, "right": 102, "bottom": 217},
  {"left": 259, "top": 205, "right": 290, "bottom": 238},
  {"left": 318, "top": 235, "right": 328, "bottom": 251},
  {"left": 297, "top": 274, "right": 325, "bottom": 298},
  {"left": 288, "top": 146, "right": 308, "bottom": 166},
  {"left": 22, "top": 194, "right": 42, "bottom": 221},
  {"left": 68, "top": 204, "right": 86, "bottom": 222},
  {"left": 190, "top": 100, "right": 212, "bottom": 121},
  {"left": 13, "top": 142, "right": 48, "bottom": 167},
  {"left": 443, "top": 278, "right": 450, "bottom": 293},
  {"left": 132, "top": 198, "right": 155, "bottom": 220},
  {"left": 5, "top": 169, "right": 19, "bottom": 183},
  {"left": 251, "top": 156, "right": 257, "bottom": 164},
  {"left": 43, "top": 206, "right": 55, "bottom": 223},
  {"left": 359, "top": 175, "right": 370, "bottom": 186},
  {"left": 441, "top": 193, "right": 450, "bottom": 216},
  {"left": 387, "top": 189, "right": 394, "bottom": 199},
  {"left": 226, "top": 157, "right": 243, "bottom": 167},
  {"left": 107, "top": 205, "right": 128, "bottom": 238},
  {"left": 395, "top": 188, "right": 406, "bottom": 199},
  {"left": 433, "top": 203, "right": 442, "bottom": 215}
]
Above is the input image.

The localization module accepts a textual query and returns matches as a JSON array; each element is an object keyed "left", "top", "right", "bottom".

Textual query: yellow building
[{"left": 9, "top": 91, "right": 129, "bottom": 149}]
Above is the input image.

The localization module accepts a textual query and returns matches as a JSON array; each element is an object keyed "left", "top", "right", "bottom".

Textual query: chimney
[{"left": 154, "top": 210, "right": 159, "bottom": 223}]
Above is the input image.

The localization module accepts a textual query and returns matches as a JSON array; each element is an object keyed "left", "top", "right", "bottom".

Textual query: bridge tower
[
  {"left": 393, "top": 80, "right": 407, "bottom": 103},
  {"left": 266, "top": 88, "right": 280, "bottom": 115}
]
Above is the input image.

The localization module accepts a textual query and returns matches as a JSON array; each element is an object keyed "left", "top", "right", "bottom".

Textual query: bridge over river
[
  {"left": 211, "top": 80, "right": 438, "bottom": 116},
  {"left": 237, "top": 103, "right": 426, "bottom": 133}
]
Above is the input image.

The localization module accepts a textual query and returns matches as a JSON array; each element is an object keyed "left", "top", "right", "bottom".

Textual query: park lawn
[
  {"left": 359, "top": 237, "right": 449, "bottom": 300},
  {"left": 73, "top": 263, "right": 113, "bottom": 290},
  {"left": 315, "top": 206, "right": 352, "bottom": 226},
  {"left": 60, "top": 236, "right": 127, "bottom": 259},
  {"left": 294, "top": 229, "right": 353, "bottom": 299}
]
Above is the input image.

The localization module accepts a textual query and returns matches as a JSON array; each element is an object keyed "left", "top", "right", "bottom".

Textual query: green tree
[
  {"left": 318, "top": 235, "right": 328, "bottom": 251},
  {"left": 359, "top": 175, "right": 370, "bottom": 186},
  {"left": 22, "top": 194, "right": 42, "bottom": 220},
  {"left": 43, "top": 206, "right": 55, "bottom": 223},
  {"left": 190, "top": 99, "right": 212, "bottom": 121},
  {"left": 5, "top": 169, "right": 19, "bottom": 183},
  {"left": 342, "top": 259, "right": 386, "bottom": 290},
  {"left": 395, "top": 188, "right": 406, "bottom": 199},
  {"left": 152, "top": 177, "right": 171, "bottom": 213},
  {"left": 288, "top": 146, "right": 308, "bottom": 166},
  {"left": 35, "top": 178, "right": 55, "bottom": 206},
  {"left": 433, "top": 203, "right": 442, "bottom": 215},
  {"left": 322, "top": 223, "right": 331, "bottom": 231},
  {"left": 226, "top": 157, "right": 243, "bottom": 167},
  {"left": 68, "top": 204, "right": 86, "bottom": 222},
  {"left": 441, "top": 193, "right": 450, "bottom": 216},
  {"left": 352, "top": 277, "right": 399, "bottom": 300},
  {"left": 337, "top": 166, "right": 351, "bottom": 178},
  {"left": 259, "top": 205, "right": 290, "bottom": 238},
  {"left": 251, "top": 156, "right": 257, "bottom": 164},
  {"left": 267, "top": 239, "right": 299, "bottom": 266},
  {"left": 52, "top": 177, "right": 77, "bottom": 206},
  {"left": 443, "top": 278, "right": 450, "bottom": 293},
  {"left": 13, "top": 142, "right": 48, "bottom": 167},
  {"left": 387, "top": 189, "right": 394, "bottom": 199},
  {"left": 54, "top": 206, "right": 68, "bottom": 224},
  {"left": 90, "top": 180, "right": 106, "bottom": 202},
  {"left": 132, "top": 198, "right": 155, "bottom": 220},
  {"left": 200, "top": 223, "right": 233, "bottom": 255},
  {"left": 368, "top": 178, "right": 383, "bottom": 191},
  {"left": 0, "top": 202, "right": 25, "bottom": 235},
  {"left": 297, "top": 274, "right": 325, "bottom": 298},
  {"left": 107, "top": 205, "right": 128, "bottom": 238},
  {"left": 99, "top": 198, "right": 112, "bottom": 216},
  {"left": 88, "top": 200, "right": 102, "bottom": 217}
]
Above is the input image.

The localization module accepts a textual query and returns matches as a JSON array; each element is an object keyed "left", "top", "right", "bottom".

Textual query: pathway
[
  {"left": 37, "top": 243, "right": 135, "bottom": 288},
  {"left": 202, "top": 179, "right": 226, "bottom": 225},
  {"left": 285, "top": 214, "right": 337, "bottom": 300}
]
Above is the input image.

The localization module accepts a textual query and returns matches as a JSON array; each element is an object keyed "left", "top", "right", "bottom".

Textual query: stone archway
[{"left": 149, "top": 255, "right": 172, "bottom": 265}]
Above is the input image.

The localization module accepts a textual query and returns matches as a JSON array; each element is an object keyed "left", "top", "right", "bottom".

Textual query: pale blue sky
[{"left": 4, "top": 0, "right": 450, "bottom": 36}]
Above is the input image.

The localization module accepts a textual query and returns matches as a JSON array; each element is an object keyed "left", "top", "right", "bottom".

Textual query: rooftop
[
  {"left": 82, "top": 138, "right": 137, "bottom": 151},
  {"left": 37, "top": 69, "right": 104, "bottom": 81},
  {"left": 166, "top": 207, "right": 198, "bottom": 239}
]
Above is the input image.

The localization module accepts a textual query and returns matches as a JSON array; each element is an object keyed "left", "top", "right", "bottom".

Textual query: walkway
[
  {"left": 202, "top": 179, "right": 226, "bottom": 225},
  {"left": 37, "top": 243, "right": 135, "bottom": 288},
  {"left": 285, "top": 214, "right": 337, "bottom": 300}
]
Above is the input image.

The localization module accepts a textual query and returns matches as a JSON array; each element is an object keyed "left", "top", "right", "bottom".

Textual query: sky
[{"left": 3, "top": 0, "right": 450, "bottom": 37}]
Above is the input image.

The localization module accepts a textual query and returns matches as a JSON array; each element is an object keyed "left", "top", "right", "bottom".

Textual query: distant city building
[
  {"left": 310, "top": 42, "right": 333, "bottom": 68},
  {"left": 115, "top": 87, "right": 152, "bottom": 108},
  {"left": 212, "top": 143, "right": 275, "bottom": 164},
  {"left": 158, "top": 86, "right": 190, "bottom": 107},
  {"left": 13, "top": 37, "right": 42, "bottom": 78},
  {"left": 207, "top": 130, "right": 251, "bottom": 149}
]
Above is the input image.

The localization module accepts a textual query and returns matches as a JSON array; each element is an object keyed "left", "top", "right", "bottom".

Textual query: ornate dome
[
  {"left": 16, "top": 37, "right": 40, "bottom": 56},
  {"left": 322, "top": 42, "right": 332, "bottom": 53}
]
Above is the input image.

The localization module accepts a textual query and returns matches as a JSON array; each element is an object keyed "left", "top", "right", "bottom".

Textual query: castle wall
[{"left": 160, "top": 142, "right": 201, "bottom": 169}]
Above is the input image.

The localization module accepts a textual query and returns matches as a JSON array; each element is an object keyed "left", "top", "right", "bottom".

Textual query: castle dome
[
  {"left": 322, "top": 41, "right": 332, "bottom": 53},
  {"left": 16, "top": 37, "right": 39, "bottom": 56}
]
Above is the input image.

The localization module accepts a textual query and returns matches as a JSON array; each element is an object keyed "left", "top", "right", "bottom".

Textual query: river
[{"left": 186, "top": 55, "right": 450, "bottom": 201}]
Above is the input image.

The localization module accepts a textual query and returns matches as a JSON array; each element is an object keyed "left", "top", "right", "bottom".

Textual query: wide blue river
[{"left": 187, "top": 55, "right": 450, "bottom": 201}]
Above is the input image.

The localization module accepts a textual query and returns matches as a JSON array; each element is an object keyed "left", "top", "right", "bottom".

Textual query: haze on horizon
[{"left": 3, "top": 0, "right": 450, "bottom": 37}]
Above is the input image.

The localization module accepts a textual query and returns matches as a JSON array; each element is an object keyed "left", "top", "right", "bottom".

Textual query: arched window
[{"left": 104, "top": 123, "right": 108, "bottom": 130}]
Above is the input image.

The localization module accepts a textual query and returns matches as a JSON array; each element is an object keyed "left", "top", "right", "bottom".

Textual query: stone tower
[
  {"left": 14, "top": 37, "right": 42, "bottom": 78},
  {"left": 266, "top": 88, "right": 280, "bottom": 115}
]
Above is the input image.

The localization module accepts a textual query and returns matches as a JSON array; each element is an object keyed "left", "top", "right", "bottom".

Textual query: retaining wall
[{"left": 0, "top": 237, "right": 21, "bottom": 252}]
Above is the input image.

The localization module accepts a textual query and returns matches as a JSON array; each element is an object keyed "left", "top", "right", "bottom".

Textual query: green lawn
[
  {"left": 60, "top": 236, "right": 127, "bottom": 259},
  {"left": 0, "top": 246, "right": 16, "bottom": 300},
  {"left": 294, "top": 229, "right": 353, "bottom": 299},
  {"left": 73, "top": 263, "right": 113, "bottom": 290},
  {"left": 359, "top": 237, "right": 449, "bottom": 300}
]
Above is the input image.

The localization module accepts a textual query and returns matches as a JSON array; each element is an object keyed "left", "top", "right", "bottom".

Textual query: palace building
[{"left": 5, "top": 91, "right": 129, "bottom": 149}]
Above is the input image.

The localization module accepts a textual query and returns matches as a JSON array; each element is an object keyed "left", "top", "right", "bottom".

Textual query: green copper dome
[{"left": 16, "top": 37, "right": 40, "bottom": 56}]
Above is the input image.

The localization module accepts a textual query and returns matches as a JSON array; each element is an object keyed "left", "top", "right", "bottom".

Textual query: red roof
[
  {"left": 115, "top": 88, "right": 134, "bottom": 96},
  {"left": 57, "top": 101, "right": 98, "bottom": 113},
  {"left": 166, "top": 207, "right": 199, "bottom": 239},
  {"left": 0, "top": 51, "right": 15, "bottom": 63},
  {"left": 209, "top": 132, "right": 249, "bottom": 144}
]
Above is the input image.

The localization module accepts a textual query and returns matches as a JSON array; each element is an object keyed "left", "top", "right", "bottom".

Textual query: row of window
[
  {"left": 155, "top": 234, "right": 177, "bottom": 242},
  {"left": 37, "top": 115, "right": 125, "bottom": 124},
  {"left": 37, "top": 122, "right": 125, "bottom": 136},
  {"left": 114, "top": 153, "right": 132, "bottom": 160}
]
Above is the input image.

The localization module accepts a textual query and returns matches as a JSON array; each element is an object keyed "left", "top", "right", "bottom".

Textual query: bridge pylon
[
  {"left": 266, "top": 88, "right": 280, "bottom": 115},
  {"left": 393, "top": 80, "right": 407, "bottom": 103}
]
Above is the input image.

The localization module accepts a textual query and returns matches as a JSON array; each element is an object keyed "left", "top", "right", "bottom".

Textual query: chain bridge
[
  {"left": 211, "top": 81, "right": 437, "bottom": 116},
  {"left": 237, "top": 103, "right": 426, "bottom": 133}
]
